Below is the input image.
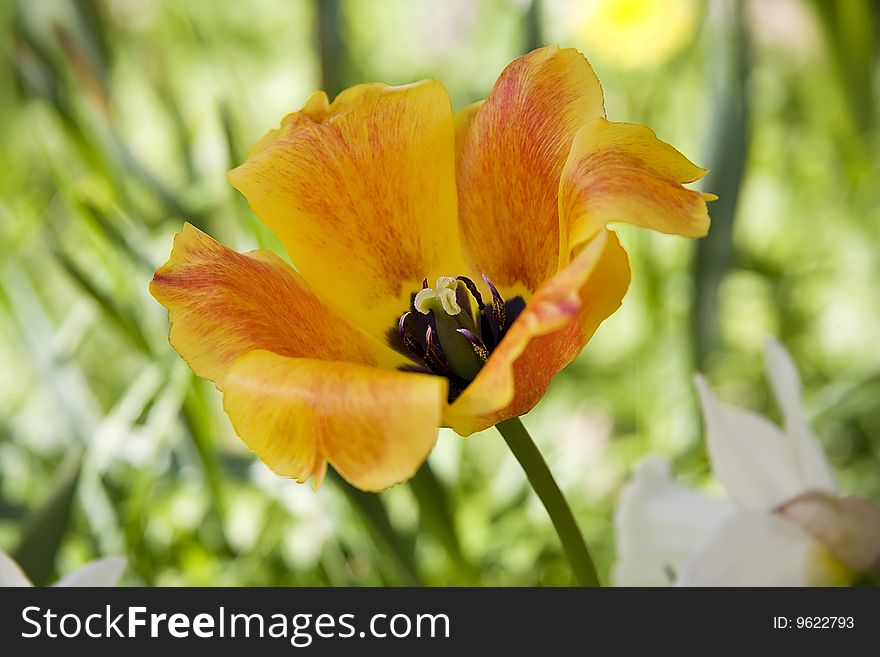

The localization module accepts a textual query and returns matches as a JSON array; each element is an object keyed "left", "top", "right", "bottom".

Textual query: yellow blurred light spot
[{"left": 575, "top": 0, "right": 698, "bottom": 69}]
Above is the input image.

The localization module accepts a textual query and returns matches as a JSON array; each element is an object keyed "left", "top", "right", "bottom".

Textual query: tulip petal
[
  {"left": 53, "top": 557, "right": 126, "bottom": 587},
  {"left": 559, "top": 118, "right": 712, "bottom": 256},
  {"left": 150, "top": 223, "right": 402, "bottom": 387},
  {"left": 0, "top": 550, "right": 32, "bottom": 587},
  {"left": 443, "top": 229, "right": 629, "bottom": 435},
  {"left": 763, "top": 338, "right": 836, "bottom": 492},
  {"left": 222, "top": 351, "right": 448, "bottom": 492},
  {"left": 613, "top": 456, "right": 732, "bottom": 587},
  {"left": 228, "top": 81, "right": 464, "bottom": 339},
  {"left": 695, "top": 375, "right": 836, "bottom": 511},
  {"left": 456, "top": 45, "right": 605, "bottom": 291},
  {"left": 677, "top": 509, "right": 847, "bottom": 586}
]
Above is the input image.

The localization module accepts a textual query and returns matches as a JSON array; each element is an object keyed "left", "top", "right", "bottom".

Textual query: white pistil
[{"left": 414, "top": 276, "right": 461, "bottom": 316}]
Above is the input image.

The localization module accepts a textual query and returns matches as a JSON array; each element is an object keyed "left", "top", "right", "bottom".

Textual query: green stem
[{"left": 496, "top": 417, "right": 600, "bottom": 586}]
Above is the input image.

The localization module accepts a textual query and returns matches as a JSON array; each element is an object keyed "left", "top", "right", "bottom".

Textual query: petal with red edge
[
  {"left": 456, "top": 45, "right": 605, "bottom": 291},
  {"left": 222, "top": 351, "right": 448, "bottom": 491},
  {"left": 560, "top": 118, "right": 712, "bottom": 257},
  {"left": 228, "top": 81, "right": 465, "bottom": 340},
  {"left": 444, "top": 230, "right": 630, "bottom": 435},
  {"left": 150, "top": 223, "right": 402, "bottom": 386}
]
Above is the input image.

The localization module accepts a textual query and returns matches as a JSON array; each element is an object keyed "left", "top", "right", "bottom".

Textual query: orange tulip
[{"left": 151, "top": 46, "right": 712, "bottom": 492}]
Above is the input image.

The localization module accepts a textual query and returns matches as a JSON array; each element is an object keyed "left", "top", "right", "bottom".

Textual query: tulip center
[{"left": 393, "top": 274, "right": 525, "bottom": 402}]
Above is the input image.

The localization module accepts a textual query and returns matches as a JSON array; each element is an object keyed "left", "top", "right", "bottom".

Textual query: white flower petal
[
  {"left": 695, "top": 375, "right": 823, "bottom": 510},
  {"left": 780, "top": 492, "right": 880, "bottom": 575},
  {"left": 53, "top": 557, "right": 126, "bottom": 587},
  {"left": 763, "top": 338, "right": 836, "bottom": 493},
  {"left": 0, "top": 550, "right": 33, "bottom": 587},
  {"left": 764, "top": 338, "right": 803, "bottom": 428},
  {"left": 613, "top": 456, "right": 732, "bottom": 586},
  {"left": 676, "top": 509, "right": 845, "bottom": 586}
]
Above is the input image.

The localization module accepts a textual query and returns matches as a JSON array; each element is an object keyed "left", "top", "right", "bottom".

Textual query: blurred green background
[{"left": 1, "top": 0, "right": 878, "bottom": 586}]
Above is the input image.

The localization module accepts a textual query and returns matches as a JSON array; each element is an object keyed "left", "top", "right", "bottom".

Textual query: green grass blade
[
  {"left": 409, "top": 461, "right": 478, "bottom": 584},
  {"left": 13, "top": 448, "right": 84, "bottom": 586},
  {"left": 327, "top": 470, "right": 420, "bottom": 586}
]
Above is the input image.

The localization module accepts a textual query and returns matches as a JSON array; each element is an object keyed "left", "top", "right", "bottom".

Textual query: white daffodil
[
  {"left": 614, "top": 338, "right": 880, "bottom": 586},
  {"left": 0, "top": 550, "right": 125, "bottom": 587}
]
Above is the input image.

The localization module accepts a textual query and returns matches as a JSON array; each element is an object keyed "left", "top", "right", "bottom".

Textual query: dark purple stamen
[
  {"left": 482, "top": 273, "right": 507, "bottom": 334},
  {"left": 423, "top": 325, "right": 449, "bottom": 375},
  {"left": 471, "top": 274, "right": 505, "bottom": 346},
  {"left": 482, "top": 273, "right": 501, "bottom": 300},
  {"left": 397, "top": 311, "right": 411, "bottom": 340},
  {"left": 397, "top": 311, "right": 426, "bottom": 360},
  {"left": 456, "top": 276, "right": 485, "bottom": 310},
  {"left": 456, "top": 328, "right": 489, "bottom": 364}
]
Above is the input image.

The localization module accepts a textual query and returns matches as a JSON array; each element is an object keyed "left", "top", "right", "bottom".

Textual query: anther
[
  {"left": 457, "top": 328, "right": 489, "bottom": 364},
  {"left": 456, "top": 276, "right": 485, "bottom": 310},
  {"left": 424, "top": 325, "right": 450, "bottom": 375}
]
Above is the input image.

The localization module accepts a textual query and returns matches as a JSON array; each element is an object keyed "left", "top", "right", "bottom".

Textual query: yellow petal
[
  {"left": 228, "top": 81, "right": 465, "bottom": 340},
  {"left": 222, "top": 351, "right": 448, "bottom": 491},
  {"left": 444, "top": 230, "right": 630, "bottom": 435},
  {"left": 456, "top": 45, "right": 605, "bottom": 292},
  {"left": 560, "top": 118, "right": 712, "bottom": 257},
  {"left": 150, "top": 223, "right": 401, "bottom": 386}
]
